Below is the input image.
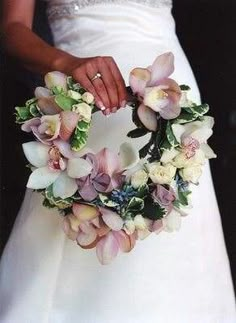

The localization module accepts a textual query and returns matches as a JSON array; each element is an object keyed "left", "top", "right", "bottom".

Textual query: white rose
[
  {"left": 72, "top": 103, "right": 92, "bottom": 122},
  {"left": 82, "top": 92, "right": 94, "bottom": 104},
  {"left": 149, "top": 162, "right": 176, "bottom": 185},
  {"left": 124, "top": 219, "right": 135, "bottom": 235},
  {"left": 134, "top": 214, "right": 148, "bottom": 231},
  {"left": 144, "top": 86, "right": 168, "bottom": 111},
  {"left": 163, "top": 209, "right": 181, "bottom": 232},
  {"left": 179, "top": 165, "right": 202, "bottom": 184},
  {"left": 131, "top": 169, "right": 148, "bottom": 189},
  {"left": 67, "top": 90, "right": 81, "bottom": 101}
]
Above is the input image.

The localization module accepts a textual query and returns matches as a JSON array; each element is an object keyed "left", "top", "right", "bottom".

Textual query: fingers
[
  {"left": 72, "top": 56, "right": 127, "bottom": 114},
  {"left": 105, "top": 56, "right": 127, "bottom": 108}
]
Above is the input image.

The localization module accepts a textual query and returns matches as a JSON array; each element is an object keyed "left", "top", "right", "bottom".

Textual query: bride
[{"left": 1, "top": 0, "right": 236, "bottom": 322}]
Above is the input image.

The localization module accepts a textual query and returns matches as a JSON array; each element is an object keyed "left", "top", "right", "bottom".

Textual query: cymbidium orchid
[
  {"left": 23, "top": 141, "right": 92, "bottom": 199},
  {"left": 63, "top": 203, "right": 136, "bottom": 264},
  {"left": 161, "top": 116, "right": 217, "bottom": 166},
  {"left": 129, "top": 52, "right": 181, "bottom": 121},
  {"left": 21, "top": 111, "right": 80, "bottom": 144},
  {"left": 77, "top": 143, "right": 139, "bottom": 201}
]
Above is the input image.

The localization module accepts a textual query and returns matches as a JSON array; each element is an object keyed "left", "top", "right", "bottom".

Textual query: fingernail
[
  {"left": 97, "top": 101, "right": 106, "bottom": 110},
  {"left": 121, "top": 100, "right": 127, "bottom": 108},
  {"left": 111, "top": 107, "right": 117, "bottom": 113},
  {"left": 103, "top": 109, "right": 110, "bottom": 116}
]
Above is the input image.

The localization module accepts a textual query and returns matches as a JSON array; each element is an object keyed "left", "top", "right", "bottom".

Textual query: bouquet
[{"left": 15, "top": 52, "right": 216, "bottom": 264}]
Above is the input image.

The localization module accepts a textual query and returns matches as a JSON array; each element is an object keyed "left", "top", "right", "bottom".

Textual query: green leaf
[
  {"left": 29, "top": 104, "right": 41, "bottom": 117},
  {"left": 188, "top": 104, "right": 209, "bottom": 117},
  {"left": 166, "top": 121, "right": 179, "bottom": 147},
  {"left": 127, "top": 128, "right": 148, "bottom": 138},
  {"left": 139, "top": 142, "right": 151, "bottom": 159},
  {"left": 127, "top": 197, "right": 144, "bottom": 212},
  {"left": 180, "top": 84, "right": 191, "bottom": 91},
  {"left": 26, "top": 98, "right": 37, "bottom": 107},
  {"left": 160, "top": 138, "right": 172, "bottom": 151},
  {"left": 174, "top": 111, "right": 197, "bottom": 124},
  {"left": 55, "top": 94, "right": 77, "bottom": 111},
  {"left": 99, "top": 194, "right": 119, "bottom": 207},
  {"left": 71, "top": 127, "right": 89, "bottom": 151},
  {"left": 143, "top": 196, "right": 166, "bottom": 220},
  {"left": 77, "top": 120, "right": 91, "bottom": 132},
  {"left": 45, "top": 185, "right": 73, "bottom": 209},
  {"left": 15, "top": 106, "right": 31, "bottom": 123},
  {"left": 135, "top": 185, "right": 149, "bottom": 199},
  {"left": 51, "top": 86, "right": 64, "bottom": 95},
  {"left": 178, "top": 190, "right": 191, "bottom": 206}
]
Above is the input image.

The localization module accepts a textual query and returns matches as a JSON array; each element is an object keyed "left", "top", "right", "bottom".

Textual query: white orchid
[
  {"left": 161, "top": 116, "right": 216, "bottom": 166},
  {"left": 23, "top": 141, "right": 93, "bottom": 199}
]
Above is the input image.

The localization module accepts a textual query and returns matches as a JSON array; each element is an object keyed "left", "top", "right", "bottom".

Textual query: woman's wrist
[{"left": 51, "top": 50, "right": 82, "bottom": 75}]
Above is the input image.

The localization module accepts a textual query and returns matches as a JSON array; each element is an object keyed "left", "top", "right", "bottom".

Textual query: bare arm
[{"left": 1, "top": 0, "right": 127, "bottom": 112}]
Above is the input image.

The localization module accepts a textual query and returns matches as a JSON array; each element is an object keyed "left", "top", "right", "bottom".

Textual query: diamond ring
[{"left": 90, "top": 72, "right": 102, "bottom": 82}]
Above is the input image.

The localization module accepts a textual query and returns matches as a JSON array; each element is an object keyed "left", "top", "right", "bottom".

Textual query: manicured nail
[
  {"left": 111, "top": 107, "right": 117, "bottom": 113},
  {"left": 97, "top": 101, "right": 106, "bottom": 110},
  {"left": 121, "top": 100, "right": 127, "bottom": 108},
  {"left": 103, "top": 109, "right": 110, "bottom": 116}
]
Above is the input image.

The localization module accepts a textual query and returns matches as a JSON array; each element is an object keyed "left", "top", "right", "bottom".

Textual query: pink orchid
[
  {"left": 77, "top": 143, "right": 139, "bottom": 201},
  {"left": 129, "top": 52, "right": 181, "bottom": 120},
  {"left": 152, "top": 184, "right": 176, "bottom": 214},
  {"left": 21, "top": 111, "right": 80, "bottom": 145},
  {"left": 63, "top": 203, "right": 136, "bottom": 264}
]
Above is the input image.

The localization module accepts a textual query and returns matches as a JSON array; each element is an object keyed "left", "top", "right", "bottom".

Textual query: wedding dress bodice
[{"left": 46, "top": 0, "right": 172, "bottom": 20}]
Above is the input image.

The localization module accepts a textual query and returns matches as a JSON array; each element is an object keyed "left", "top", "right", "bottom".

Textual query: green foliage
[
  {"left": 15, "top": 98, "right": 41, "bottom": 123},
  {"left": 70, "top": 126, "right": 89, "bottom": 151},
  {"left": 166, "top": 121, "right": 179, "bottom": 147},
  {"left": 174, "top": 104, "right": 209, "bottom": 124},
  {"left": 135, "top": 185, "right": 149, "bottom": 199},
  {"left": 77, "top": 120, "right": 91, "bottom": 132},
  {"left": 126, "top": 197, "right": 144, "bottom": 213},
  {"left": 99, "top": 194, "right": 119, "bottom": 207},
  {"left": 127, "top": 128, "right": 148, "bottom": 138},
  {"left": 143, "top": 196, "right": 166, "bottom": 220},
  {"left": 180, "top": 84, "right": 191, "bottom": 91},
  {"left": 44, "top": 185, "right": 73, "bottom": 209},
  {"left": 55, "top": 94, "right": 77, "bottom": 111}
]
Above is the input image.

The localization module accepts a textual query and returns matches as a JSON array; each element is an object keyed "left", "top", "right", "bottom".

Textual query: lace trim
[{"left": 47, "top": 0, "right": 172, "bottom": 20}]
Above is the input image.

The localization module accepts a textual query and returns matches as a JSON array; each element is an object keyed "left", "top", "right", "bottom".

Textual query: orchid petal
[
  {"left": 96, "top": 232, "right": 119, "bottom": 265},
  {"left": 21, "top": 118, "right": 41, "bottom": 133},
  {"left": 200, "top": 143, "right": 217, "bottom": 159},
  {"left": 113, "top": 230, "right": 135, "bottom": 253},
  {"left": 190, "top": 127, "right": 213, "bottom": 143},
  {"left": 137, "top": 103, "right": 158, "bottom": 131},
  {"left": 59, "top": 111, "right": 80, "bottom": 141},
  {"left": 99, "top": 207, "right": 124, "bottom": 231},
  {"left": 92, "top": 173, "right": 111, "bottom": 192},
  {"left": 52, "top": 171, "right": 78, "bottom": 198},
  {"left": 171, "top": 124, "right": 185, "bottom": 143},
  {"left": 78, "top": 177, "right": 98, "bottom": 201},
  {"left": 27, "top": 166, "right": 60, "bottom": 189},
  {"left": 119, "top": 142, "right": 139, "bottom": 170},
  {"left": 96, "top": 148, "right": 121, "bottom": 176},
  {"left": 159, "top": 101, "right": 181, "bottom": 120},
  {"left": 44, "top": 71, "right": 67, "bottom": 91},
  {"left": 77, "top": 224, "right": 98, "bottom": 248},
  {"left": 72, "top": 203, "right": 100, "bottom": 221},
  {"left": 149, "top": 52, "right": 174, "bottom": 85},
  {"left": 53, "top": 139, "right": 91, "bottom": 159},
  {"left": 22, "top": 141, "right": 50, "bottom": 167},
  {"left": 62, "top": 214, "right": 80, "bottom": 240},
  {"left": 37, "top": 96, "right": 62, "bottom": 115},
  {"left": 129, "top": 68, "right": 151, "bottom": 96},
  {"left": 34, "top": 86, "right": 52, "bottom": 99},
  {"left": 67, "top": 158, "right": 92, "bottom": 179}
]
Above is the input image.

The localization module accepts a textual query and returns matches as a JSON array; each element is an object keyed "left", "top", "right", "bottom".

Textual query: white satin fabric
[{"left": 0, "top": 2, "right": 235, "bottom": 323}]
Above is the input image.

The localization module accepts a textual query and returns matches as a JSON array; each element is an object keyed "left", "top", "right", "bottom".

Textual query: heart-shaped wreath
[{"left": 15, "top": 52, "right": 216, "bottom": 264}]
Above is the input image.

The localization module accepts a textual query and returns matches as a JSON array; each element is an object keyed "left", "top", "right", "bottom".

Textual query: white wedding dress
[{"left": 0, "top": 1, "right": 235, "bottom": 322}]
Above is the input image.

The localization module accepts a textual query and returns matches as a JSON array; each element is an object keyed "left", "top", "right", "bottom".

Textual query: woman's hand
[{"left": 68, "top": 56, "right": 127, "bottom": 115}]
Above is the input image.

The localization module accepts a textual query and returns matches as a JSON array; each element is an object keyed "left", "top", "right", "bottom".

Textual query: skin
[{"left": 1, "top": 0, "right": 128, "bottom": 114}]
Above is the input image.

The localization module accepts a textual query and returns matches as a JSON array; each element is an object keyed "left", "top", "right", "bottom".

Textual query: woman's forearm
[{"left": 2, "top": 22, "right": 79, "bottom": 75}]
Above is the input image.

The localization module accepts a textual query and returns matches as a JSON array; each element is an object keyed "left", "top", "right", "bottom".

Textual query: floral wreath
[{"left": 16, "top": 52, "right": 216, "bottom": 264}]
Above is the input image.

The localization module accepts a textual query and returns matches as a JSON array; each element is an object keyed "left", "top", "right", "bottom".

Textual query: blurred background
[{"left": 1, "top": 0, "right": 235, "bottom": 291}]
